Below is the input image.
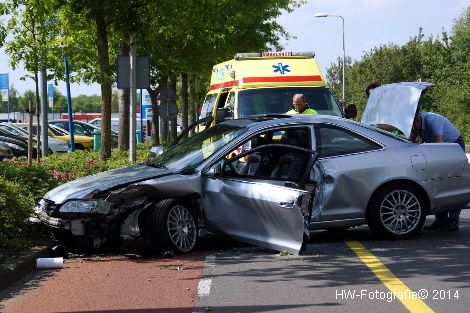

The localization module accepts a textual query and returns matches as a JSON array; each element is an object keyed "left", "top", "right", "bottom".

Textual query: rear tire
[
  {"left": 74, "top": 143, "right": 85, "bottom": 150},
  {"left": 367, "top": 183, "right": 426, "bottom": 239},
  {"left": 146, "top": 199, "right": 197, "bottom": 253}
]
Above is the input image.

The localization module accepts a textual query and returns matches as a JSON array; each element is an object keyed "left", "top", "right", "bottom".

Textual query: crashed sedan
[{"left": 32, "top": 113, "right": 470, "bottom": 255}]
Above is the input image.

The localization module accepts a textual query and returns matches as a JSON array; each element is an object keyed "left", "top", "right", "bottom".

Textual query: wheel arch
[
  {"left": 138, "top": 194, "right": 202, "bottom": 233},
  {"left": 365, "top": 179, "right": 431, "bottom": 220}
]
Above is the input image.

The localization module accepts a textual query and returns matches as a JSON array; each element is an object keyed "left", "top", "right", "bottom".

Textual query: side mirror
[
  {"left": 150, "top": 146, "right": 164, "bottom": 158},
  {"left": 215, "top": 107, "right": 232, "bottom": 124},
  {"left": 344, "top": 104, "right": 357, "bottom": 119}
]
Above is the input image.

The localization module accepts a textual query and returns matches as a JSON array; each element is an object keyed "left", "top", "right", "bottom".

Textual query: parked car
[
  {"left": 89, "top": 118, "right": 120, "bottom": 133},
  {"left": 49, "top": 119, "right": 118, "bottom": 147},
  {"left": 15, "top": 123, "right": 94, "bottom": 150},
  {"left": 0, "top": 134, "right": 29, "bottom": 157},
  {"left": 31, "top": 109, "right": 470, "bottom": 254},
  {"left": 0, "top": 123, "right": 69, "bottom": 154},
  {"left": 89, "top": 117, "right": 150, "bottom": 138},
  {"left": 0, "top": 142, "right": 13, "bottom": 158},
  {"left": 0, "top": 126, "right": 39, "bottom": 157}
]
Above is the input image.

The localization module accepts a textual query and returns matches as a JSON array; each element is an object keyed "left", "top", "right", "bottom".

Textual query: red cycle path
[{"left": 1, "top": 253, "right": 205, "bottom": 313}]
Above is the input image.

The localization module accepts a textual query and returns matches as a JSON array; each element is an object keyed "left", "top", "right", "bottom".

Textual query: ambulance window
[
  {"left": 217, "top": 92, "right": 229, "bottom": 109},
  {"left": 200, "top": 94, "right": 217, "bottom": 119},
  {"left": 226, "top": 92, "right": 236, "bottom": 110}
]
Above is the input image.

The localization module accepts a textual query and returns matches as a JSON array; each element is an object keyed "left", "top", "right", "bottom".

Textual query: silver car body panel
[
  {"left": 202, "top": 176, "right": 306, "bottom": 255},
  {"left": 361, "top": 82, "right": 433, "bottom": 138},
  {"left": 310, "top": 117, "right": 470, "bottom": 220},
  {"left": 44, "top": 164, "right": 173, "bottom": 204}
]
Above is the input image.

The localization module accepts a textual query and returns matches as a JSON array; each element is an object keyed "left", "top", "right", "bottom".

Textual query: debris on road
[{"left": 35, "top": 257, "right": 64, "bottom": 270}]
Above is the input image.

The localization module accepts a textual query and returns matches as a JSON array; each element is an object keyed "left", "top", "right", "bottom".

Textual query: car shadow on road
[{"left": 0, "top": 270, "right": 56, "bottom": 309}]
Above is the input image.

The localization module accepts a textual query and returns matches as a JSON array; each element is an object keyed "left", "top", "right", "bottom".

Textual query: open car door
[{"left": 201, "top": 128, "right": 316, "bottom": 254}]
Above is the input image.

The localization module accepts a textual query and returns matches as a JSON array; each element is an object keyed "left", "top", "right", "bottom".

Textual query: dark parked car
[
  {"left": 0, "top": 142, "right": 13, "bottom": 159},
  {"left": 0, "top": 135, "right": 29, "bottom": 157},
  {"left": 0, "top": 128, "right": 36, "bottom": 157}
]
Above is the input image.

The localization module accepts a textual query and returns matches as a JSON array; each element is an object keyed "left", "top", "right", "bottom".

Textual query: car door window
[
  {"left": 220, "top": 127, "right": 312, "bottom": 182},
  {"left": 315, "top": 125, "right": 381, "bottom": 158},
  {"left": 73, "top": 124, "right": 86, "bottom": 135}
]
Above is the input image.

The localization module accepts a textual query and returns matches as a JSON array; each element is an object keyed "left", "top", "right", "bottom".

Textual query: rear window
[{"left": 237, "top": 87, "right": 342, "bottom": 117}]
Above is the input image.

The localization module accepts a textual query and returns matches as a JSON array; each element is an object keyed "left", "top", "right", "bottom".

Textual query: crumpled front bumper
[{"left": 30, "top": 209, "right": 71, "bottom": 230}]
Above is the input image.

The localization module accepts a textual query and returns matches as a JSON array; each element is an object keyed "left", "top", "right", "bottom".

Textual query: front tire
[
  {"left": 146, "top": 199, "right": 197, "bottom": 253},
  {"left": 367, "top": 184, "right": 426, "bottom": 239}
]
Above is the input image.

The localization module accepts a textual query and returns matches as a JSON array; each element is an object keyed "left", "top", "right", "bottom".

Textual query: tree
[
  {"left": 325, "top": 9, "right": 470, "bottom": 142},
  {"left": 1, "top": 0, "right": 65, "bottom": 160}
]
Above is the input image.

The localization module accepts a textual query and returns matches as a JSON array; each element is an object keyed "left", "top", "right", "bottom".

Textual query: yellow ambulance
[{"left": 200, "top": 52, "right": 356, "bottom": 125}]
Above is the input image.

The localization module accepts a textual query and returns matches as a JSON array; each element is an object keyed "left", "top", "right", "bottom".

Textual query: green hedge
[
  {"left": 0, "top": 142, "right": 154, "bottom": 255},
  {"left": 0, "top": 178, "right": 35, "bottom": 256}
]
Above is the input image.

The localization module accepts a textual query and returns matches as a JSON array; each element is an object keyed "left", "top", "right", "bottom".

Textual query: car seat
[
  {"left": 270, "top": 154, "right": 305, "bottom": 181},
  {"left": 238, "top": 136, "right": 266, "bottom": 176},
  {"left": 271, "top": 131, "right": 308, "bottom": 180}
]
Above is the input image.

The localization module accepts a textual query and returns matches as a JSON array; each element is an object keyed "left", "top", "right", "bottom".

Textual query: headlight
[
  {"left": 59, "top": 200, "right": 110, "bottom": 215},
  {"left": 34, "top": 199, "right": 46, "bottom": 214}
]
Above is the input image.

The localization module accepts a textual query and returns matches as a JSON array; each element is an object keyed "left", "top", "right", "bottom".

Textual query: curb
[{"left": 0, "top": 246, "right": 50, "bottom": 293}]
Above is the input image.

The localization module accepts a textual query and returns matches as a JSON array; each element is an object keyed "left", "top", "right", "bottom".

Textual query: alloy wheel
[
  {"left": 166, "top": 205, "right": 197, "bottom": 252},
  {"left": 379, "top": 190, "right": 422, "bottom": 235}
]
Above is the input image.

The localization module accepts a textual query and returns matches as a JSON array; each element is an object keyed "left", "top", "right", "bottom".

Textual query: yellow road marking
[{"left": 346, "top": 240, "right": 434, "bottom": 313}]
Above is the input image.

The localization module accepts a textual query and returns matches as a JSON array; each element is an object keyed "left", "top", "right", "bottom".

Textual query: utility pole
[
  {"left": 27, "top": 101, "right": 33, "bottom": 165},
  {"left": 129, "top": 35, "right": 137, "bottom": 162},
  {"left": 39, "top": 67, "right": 48, "bottom": 156}
]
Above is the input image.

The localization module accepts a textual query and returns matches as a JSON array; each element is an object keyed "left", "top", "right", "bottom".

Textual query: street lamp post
[{"left": 315, "top": 13, "right": 346, "bottom": 102}]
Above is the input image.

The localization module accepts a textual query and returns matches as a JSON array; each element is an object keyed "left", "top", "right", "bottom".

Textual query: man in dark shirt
[{"left": 410, "top": 112, "right": 465, "bottom": 231}]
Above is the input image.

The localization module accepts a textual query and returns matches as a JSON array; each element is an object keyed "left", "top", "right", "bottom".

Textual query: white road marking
[
  {"left": 197, "top": 254, "right": 216, "bottom": 298},
  {"left": 197, "top": 278, "right": 212, "bottom": 297}
]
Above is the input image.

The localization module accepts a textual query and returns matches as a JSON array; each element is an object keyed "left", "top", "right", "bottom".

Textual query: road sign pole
[
  {"left": 140, "top": 89, "right": 143, "bottom": 143},
  {"left": 129, "top": 35, "right": 137, "bottom": 162},
  {"left": 40, "top": 67, "right": 48, "bottom": 156},
  {"left": 64, "top": 54, "right": 75, "bottom": 152}
]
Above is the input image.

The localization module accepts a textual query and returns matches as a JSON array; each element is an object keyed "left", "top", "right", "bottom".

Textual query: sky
[{"left": 1, "top": 0, "right": 469, "bottom": 97}]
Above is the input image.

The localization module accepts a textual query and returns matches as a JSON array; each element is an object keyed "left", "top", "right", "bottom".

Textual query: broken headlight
[{"left": 59, "top": 200, "right": 110, "bottom": 215}]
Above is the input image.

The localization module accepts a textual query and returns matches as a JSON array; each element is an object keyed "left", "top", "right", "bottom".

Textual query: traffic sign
[
  {"left": 48, "top": 84, "right": 54, "bottom": 108},
  {"left": 117, "top": 55, "right": 151, "bottom": 89},
  {"left": 0, "top": 73, "right": 8, "bottom": 102}
]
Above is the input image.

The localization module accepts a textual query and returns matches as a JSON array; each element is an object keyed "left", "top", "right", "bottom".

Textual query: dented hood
[
  {"left": 44, "top": 164, "right": 173, "bottom": 204},
  {"left": 361, "top": 82, "right": 433, "bottom": 138}
]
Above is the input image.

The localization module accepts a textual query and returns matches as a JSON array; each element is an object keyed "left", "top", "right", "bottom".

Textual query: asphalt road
[
  {"left": 195, "top": 210, "right": 470, "bottom": 313},
  {"left": 1, "top": 210, "right": 469, "bottom": 313}
]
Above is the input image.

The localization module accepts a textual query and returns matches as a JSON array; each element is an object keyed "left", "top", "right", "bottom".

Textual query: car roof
[{"left": 219, "top": 114, "right": 347, "bottom": 131}]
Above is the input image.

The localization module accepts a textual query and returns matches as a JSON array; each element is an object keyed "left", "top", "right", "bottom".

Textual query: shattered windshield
[{"left": 147, "top": 124, "right": 247, "bottom": 171}]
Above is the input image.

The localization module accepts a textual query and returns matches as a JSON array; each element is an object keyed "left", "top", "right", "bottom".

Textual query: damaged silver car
[{"left": 32, "top": 110, "right": 470, "bottom": 255}]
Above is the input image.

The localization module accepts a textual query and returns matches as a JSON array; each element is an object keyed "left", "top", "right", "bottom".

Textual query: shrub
[
  {"left": 0, "top": 157, "right": 60, "bottom": 202},
  {"left": 0, "top": 142, "right": 154, "bottom": 258},
  {"left": 0, "top": 178, "right": 35, "bottom": 254},
  {"left": 40, "top": 142, "right": 153, "bottom": 180}
]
